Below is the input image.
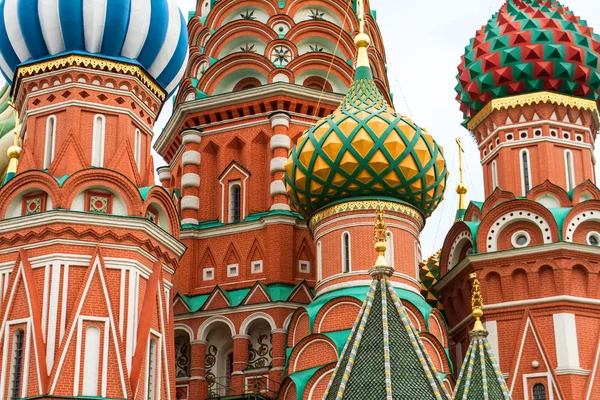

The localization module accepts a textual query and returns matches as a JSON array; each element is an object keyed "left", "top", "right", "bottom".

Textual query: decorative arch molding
[
  {"left": 440, "top": 222, "right": 476, "bottom": 274},
  {"left": 278, "top": 378, "right": 297, "bottom": 400},
  {"left": 187, "top": 17, "right": 206, "bottom": 46},
  {"left": 477, "top": 200, "right": 558, "bottom": 252},
  {"left": 563, "top": 201, "right": 600, "bottom": 242},
  {"left": 464, "top": 203, "right": 483, "bottom": 222},
  {"left": 306, "top": 363, "right": 336, "bottom": 399},
  {"left": 61, "top": 169, "right": 144, "bottom": 216},
  {"left": 288, "top": 334, "right": 338, "bottom": 374},
  {"left": 313, "top": 296, "right": 362, "bottom": 333},
  {"left": 142, "top": 186, "right": 181, "bottom": 236},
  {"left": 403, "top": 301, "right": 425, "bottom": 332},
  {"left": 446, "top": 230, "right": 473, "bottom": 271},
  {"left": 527, "top": 180, "right": 571, "bottom": 207},
  {"left": 287, "top": 308, "right": 310, "bottom": 348},
  {"left": 240, "top": 312, "right": 277, "bottom": 334},
  {"left": 420, "top": 334, "right": 450, "bottom": 373},
  {"left": 174, "top": 324, "right": 194, "bottom": 340},
  {"left": 205, "top": 0, "right": 279, "bottom": 29},
  {"left": 199, "top": 53, "right": 273, "bottom": 95},
  {"left": 197, "top": 315, "right": 237, "bottom": 341},
  {"left": 285, "top": 20, "right": 355, "bottom": 59},
  {"left": 203, "top": 20, "right": 278, "bottom": 58},
  {"left": 285, "top": 0, "right": 359, "bottom": 32},
  {"left": 0, "top": 171, "right": 61, "bottom": 217},
  {"left": 427, "top": 309, "right": 448, "bottom": 348},
  {"left": 573, "top": 180, "right": 600, "bottom": 203},
  {"left": 480, "top": 187, "right": 517, "bottom": 216}
]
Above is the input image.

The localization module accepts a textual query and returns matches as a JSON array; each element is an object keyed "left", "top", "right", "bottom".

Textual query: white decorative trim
[
  {"left": 203, "top": 268, "right": 214, "bottom": 281},
  {"left": 292, "top": 339, "right": 336, "bottom": 372},
  {"left": 181, "top": 218, "right": 198, "bottom": 225},
  {"left": 298, "top": 260, "right": 310, "bottom": 274},
  {"left": 219, "top": 164, "right": 250, "bottom": 223},
  {"left": 181, "top": 173, "right": 200, "bottom": 188},
  {"left": 269, "top": 157, "right": 287, "bottom": 174},
  {"left": 157, "top": 168, "right": 171, "bottom": 182},
  {"left": 240, "top": 312, "right": 277, "bottom": 334},
  {"left": 566, "top": 211, "right": 600, "bottom": 242},
  {"left": 586, "top": 231, "right": 600, "bottom": 246},
  {"left": 270, "top": 134, "right": 291, "bottom": 151},
  {"left": 555, "top": 368, "right": 589, "bottom": 376},
  {"left": 197, "top": 316, "right": 236, "bottom": 341},
  {"left": 269, "top": 113, "right": 290, "bottom": 129},
  {"left": 486, "top": 210, "right": 551, "bottom": 251},
  {"left": 269, "top": 204, "right": 291, "bottom": 211},
  {"left": 181, "top": 130, "right": 202, "bottom": 145},
  {"left": 553, "top": 313, "right": 580, "bottom": 369},
  {"left": 270, "top": 180, "right": 287, "bottom": 197},
  {"left": 251, "top": 260, "right": 263, "bottom": 274},
  {"left": 182, "top": 151, "right": 201, "bottom": 166},
  {"left": 316, "top": 278, "right": 421, "bottom": 298},
  {"left": 227, "top": 264, "right": 239, "bottom": 278},
  {"left": 181, "top": 196, "right": 200, "bottom": 211}
]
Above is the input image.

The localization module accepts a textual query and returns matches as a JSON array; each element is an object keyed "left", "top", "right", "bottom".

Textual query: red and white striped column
[
  {"left": 180, "top": 129, "right": 202, "bottom": 225},
  {"left": 269, "top": 112, "right": 291, "bottom": 211}
]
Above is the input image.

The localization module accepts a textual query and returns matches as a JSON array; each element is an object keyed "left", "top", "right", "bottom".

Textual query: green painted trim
[
  {"left": 181, "top": 209, "right": 302, "bottom": 230},
  {"left": 138, "top": 186, "right": 153, "bottom": 200},
  {"left": 287, "top": 366, "right": 322, "bottom": 400}
]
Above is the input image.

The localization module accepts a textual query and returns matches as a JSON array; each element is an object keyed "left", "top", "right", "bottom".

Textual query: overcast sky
[{"left": 164, "top": 0, "right": 600, "bottom": 256}]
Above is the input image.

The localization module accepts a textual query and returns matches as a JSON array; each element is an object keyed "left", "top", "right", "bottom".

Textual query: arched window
[
  {"left": 9, "top": 329, "right": 24, "bottom": 400},
  {"left": 532, "top": 383, "right": 546, "bottom": 400},
  {"left": 44, "top": 116, "right": 56, "bottom": 169},
  {"left": 385, "top": 231, "right": 394, "bottom": 267},
  {"left": 92, "top": 115, "right": 105, "bottom": 167},
  {"left": 520, "top": 149, "right": 532, "bottom": 196},
  {"left": 342, "top": 232, "right": 351, "bottom": 273},
  {"left": 229, "top": 183, "right": 241, "bottom": 223},
  {"left": 565, "top": 150, "right": 575, "bottom": 191},
  {"left": 317, "top": 241, "right": 323, "bottom": 281},
  {"left": 82, "top": 326, "right": 100, "bottom": 396},
  {"left": 491, "top": 160, "right": 498, "bottom": 189},
  {"left": 147, "top": 338, "right": 157, "bottom": 399},
  {"left": 134, "top": 129, "right": 141, "bottom": 171}
]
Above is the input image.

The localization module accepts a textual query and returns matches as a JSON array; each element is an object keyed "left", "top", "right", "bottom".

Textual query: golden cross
[
  {"left": 357, "top": 0, "right": 366, "bottom": 34},
  {"left": 8, "top": 101, "right": 20, "bottom": 147},
  {"left": 456, "top": 137, "right": 465, "bottom": 185}
]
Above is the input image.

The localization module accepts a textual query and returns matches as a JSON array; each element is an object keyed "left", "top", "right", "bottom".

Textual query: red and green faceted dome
[
  {"left": 284, "top": 66, "right": 448, "bottom": 219},
  {"left": 456, "top": 0, "right": 600, "bottom": 125}
]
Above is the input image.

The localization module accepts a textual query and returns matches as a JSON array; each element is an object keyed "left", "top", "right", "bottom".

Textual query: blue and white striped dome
[{"left": 0, "top": 0, "right": 189, "bottom": 97}]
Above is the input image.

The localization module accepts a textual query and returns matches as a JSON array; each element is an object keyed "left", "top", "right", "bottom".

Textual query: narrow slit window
[
  {"left": 44, "top": 116, "right": 56, "bottom": 169},
  {"left": 9, "top": 329, "right": 24, "bottom": 400},
  {"left": 565, "top": 150, "right": 575, "bottom": 191},
  {"left": 342, "top": 232, "right": 351, "bottom": 273},
  {"left": 521, "top": 150, "right": 531, "bottom": 195},
  {"left": 134, "top": 129, "right": 141, "bottom": 171},
  {"left": 229, "top": 183, "right": 241, "bottom": 222},
  {"left": 92, "top": 115, "right": 105, "bottom": 167},
  {"left": 491, "top": 160, "right": 498, "bottom": 189},
  {"left": 147, "top": 338, "right": 157, "bottom": 400},
  {"left": 82, "top": 326, "right": 100, "bottom": 396}
]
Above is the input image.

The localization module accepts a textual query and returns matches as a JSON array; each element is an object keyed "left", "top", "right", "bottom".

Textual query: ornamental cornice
[
  {"left": 14, "top": 54, "right": 166, "bottom": 101},
  {"left": 308, "top": 200, "right": 423, "bottom": 230},
  {"left": 468, "top": 92, "right": 600, "bottom": 131}
]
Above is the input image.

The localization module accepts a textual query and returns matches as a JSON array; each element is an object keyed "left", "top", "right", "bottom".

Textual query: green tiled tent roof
[
  {"left": 453, "top": 330, "right": 511, "bottom": 400},
  {"left": 323, "top": 278, "right": 451, "bottom": 400}
]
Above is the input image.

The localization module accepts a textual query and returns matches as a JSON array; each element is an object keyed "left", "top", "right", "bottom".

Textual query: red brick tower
[
  {"left": 155, "top": 1, "right": 397, "bottom": 398},
  {"left": 0, "top": 1, "right": 188, "bottom": 398},
  {"left": 439, "top": 1, "right": 600, "bottom": 399}
]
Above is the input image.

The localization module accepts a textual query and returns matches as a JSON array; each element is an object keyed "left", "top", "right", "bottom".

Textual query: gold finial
[
  {"left": 456, "top": 138, "right": 468, "bottom": 211},
  {"left": 6, "top": 101, "right": 21, "bottom": 175},
  {"left": 370, "top": 202, "right": 394, "bottom": 279},
  {"left": 469, "top": 273, "right": 486, "bottom": 333},
  {"left": 354, "top": 0, "right": 371, "bottom": 67}
]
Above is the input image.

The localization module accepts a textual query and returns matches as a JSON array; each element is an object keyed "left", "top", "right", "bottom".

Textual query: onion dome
[
  {"left": 0, "top": 0, "right": 189, "bottom": 97},
  {"left": 454, "top": 274, "right": 511, "bottom": 400},
  {"left": 419, "top": 250, "right": 443, "bottom": 310},
  {"left": 456, "top": 0, "right": 600, "bottom": 125},
  {"left": 284, "top": 34, "right": 448, "bottom": 219}
]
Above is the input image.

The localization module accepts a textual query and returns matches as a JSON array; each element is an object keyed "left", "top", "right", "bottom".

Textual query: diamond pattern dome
[
  {"left": 284, "top": 66, "right": 448, "bottom": 219},
  {"left": 456, "top": 0, "right": 600, "bottom": 126}
]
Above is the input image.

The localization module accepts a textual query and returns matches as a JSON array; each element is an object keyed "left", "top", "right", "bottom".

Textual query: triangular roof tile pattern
[
  {"left": 323, "top": 277, "right": 451, "bottom": 400},
  {"left": 453, "top": 330, "right": 512, "bottom": 400}
]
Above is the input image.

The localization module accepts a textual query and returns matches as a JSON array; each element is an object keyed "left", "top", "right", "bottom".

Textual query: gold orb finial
[
  {"left": 354, "top": 33, "right": 371, "bottom": 49},
  {"left": 370, "top": 202, "right": 394, "bottom": 279}
]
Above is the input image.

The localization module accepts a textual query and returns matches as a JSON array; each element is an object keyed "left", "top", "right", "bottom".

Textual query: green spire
[{"left": 453, "top": 274, "right": 511, "bottom": 400}]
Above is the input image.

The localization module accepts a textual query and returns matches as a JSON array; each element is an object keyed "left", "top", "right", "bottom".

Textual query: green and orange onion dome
[
  {"left": 284, "top": 34, "right": 448, "bottom": 220},
  {"left": 456, "top": 0, "right": 600, "bottom": 126}
]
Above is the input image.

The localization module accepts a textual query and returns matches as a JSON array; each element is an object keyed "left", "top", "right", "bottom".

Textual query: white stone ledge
[
  {"left": 181, "top": 218, "right": 199, "bottom": 225},
  {"left": 270, "top": 113, "right": 290, "bottom": 128},
  {"left": 157, "top": 168, "right": 171, "bottom": 182},
  {"left": 181, "top": 129, "right": 202, "bottom": 145},
  {"left": 270, "top": 180, "right": 287, "bottom": 196},
  {"left": 182, "top": 151, "right": 201, "bottom": 166},
  {"left": 270, "top": 204, "right": 291, "bottom": 211},
  {"left": 181, "top": 196, "right": 200, "bottom": 211},
  {"left": 270, "top": 134, "right": 291, "bottom": 151},
  {"left": 182, "top": 173, "right": 200, "bottom": 188},
  {"left": 270, "top": 157, "right": 287, "bottom": 174}
]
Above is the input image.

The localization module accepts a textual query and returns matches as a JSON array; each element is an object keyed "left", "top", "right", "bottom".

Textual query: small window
[
  {"left": 134, "top": 129, "right": 142, "bottom": 171},
  {"left": 506, "top": 133, "right": 514, "bottom": 141},
  {"left": 511, "top": 231, "right": 531, "bottom": 248},
  {"left": 317, "top": 241, "right": 322, "bottom": 281},
  {"left": 520, "top": 149, "right": 532, "bottom": 195},
  {"left": 92, "top": 115, "right": 106, "bottom": 167},
  {"left": 147, "top": 338, "right": 157, "bottom": 400},
  {"left": 491, "top": 160, "right": 498, "bottom": 189},
  {"left": 229, "top": 182, "right": 241, "bottom": 223},
  {"left": 299, "top": 260, "right": 310, "bottom": 273},
  {"left": 534, "top": 129, "right": 542, "bottom": 137},
  {"left": 8, "top": 329, "right": 24, "bottom": 400},
  {"left": 576, "top": 134, "right": 583, "bottom": 142},
  {"left": 342, "top": 232, "right": 351, "bottom": 273},
  {"left": 22, "top": 192, "right": 47, "bottom": 215},
  {"left": 86, "top": 191, "right": 112, "bottom": 214},
  {"left": 562, "top": 131, "right": 570, "bottom": 140},
  {"left": 587, "top": 232, "right": 600, "bottom": 247},
  {"left": 251, "top": 260, "right": 263, "bottom": 274},
  {"left": 44, "top": 116, "right": 56, "bottom": 169},
  {"left": 550, "top": 129, "right": 558, "bottom": 137},
  {"left": 532, "top": 383, "right": 546, "bottom": 400},
  {"left": 520, "top": 130, "right": 528, "bottom": 139},
  {"left": 203, "top": 268, "right": 214, "bottom": 281},
  {"left": 227, "top": 264, "right": 239, "bottom": 277}
]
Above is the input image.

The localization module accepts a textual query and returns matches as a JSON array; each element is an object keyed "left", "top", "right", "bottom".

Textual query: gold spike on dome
[
  {"left": 370, "top": 203, "right": 394, "bottom": 279},
  {"left": 6, "top": 101, "right": 22, "bottom": 175},
  {"left": 470, "top": 272, "right": 486, "bottom": 333},
  {"left": 456, "top": 137, "right": 468, "bottom": 211}
]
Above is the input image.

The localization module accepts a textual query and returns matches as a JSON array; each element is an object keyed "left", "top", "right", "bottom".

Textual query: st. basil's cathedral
[{"left": 0, "top": 0, "right": 597, "bottom": 399}]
